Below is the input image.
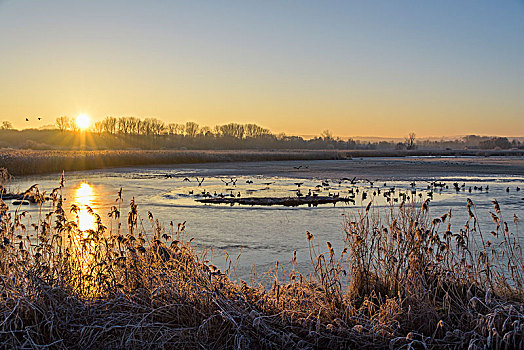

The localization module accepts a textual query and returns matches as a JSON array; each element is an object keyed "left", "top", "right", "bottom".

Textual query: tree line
[
  {"left": 56, "top": 116, "right": 272, "bottom": 139},
  {"left": 0, "top": 117, "right": 522, "bottom": 150}
]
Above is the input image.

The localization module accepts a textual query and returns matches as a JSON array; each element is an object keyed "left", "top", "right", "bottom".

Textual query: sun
[{"left": 76, "top": 114, "right": 91, "bottom": 130}]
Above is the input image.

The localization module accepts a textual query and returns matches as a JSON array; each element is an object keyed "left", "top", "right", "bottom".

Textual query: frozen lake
[{"left": 5, "top": 157, "right": 524, "bottom": 280}]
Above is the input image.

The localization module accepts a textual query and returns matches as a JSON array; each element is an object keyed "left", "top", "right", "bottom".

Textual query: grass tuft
[{"left": 0, "top": 175, "right": 522, "bottom": 349}]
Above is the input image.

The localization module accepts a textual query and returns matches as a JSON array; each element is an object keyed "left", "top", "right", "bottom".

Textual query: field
[
  {"left": 1, "top": 148, "right": 524, "bottom": 176},
  {"left": 0, "top": 173, "right": 522, "bottom": 349}
]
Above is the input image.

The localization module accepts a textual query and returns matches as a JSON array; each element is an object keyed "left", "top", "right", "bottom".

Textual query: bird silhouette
[{"left": 25, "top": 118, "right": 29, "bottom": 122}]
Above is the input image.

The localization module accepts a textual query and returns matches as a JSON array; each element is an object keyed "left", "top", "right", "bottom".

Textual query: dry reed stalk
[{"left": 0, "top": 174, "right": 522, "bottom": 349}]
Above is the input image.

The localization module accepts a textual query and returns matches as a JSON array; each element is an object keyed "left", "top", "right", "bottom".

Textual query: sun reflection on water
[
  {"left": 75, "top": 182, "right": 96, "bottom": 231},
  {"left": 72, "top": 182, "right": 104, "bottom": 296}
]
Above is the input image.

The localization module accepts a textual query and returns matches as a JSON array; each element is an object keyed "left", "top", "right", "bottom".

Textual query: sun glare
[
  {"left": 75, "top": 182, "right": 96, "bottom": 232},
  {"left": 76, "top": 114, "right": 91, "bottom": 130}
]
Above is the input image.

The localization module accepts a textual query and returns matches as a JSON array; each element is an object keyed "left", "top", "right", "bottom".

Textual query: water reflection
[
  {"left": 75, "top": 182, "right": 96, "bottom": 231},
  {"left": 72, "top": 182, "right": 104, "bottom": 296}
]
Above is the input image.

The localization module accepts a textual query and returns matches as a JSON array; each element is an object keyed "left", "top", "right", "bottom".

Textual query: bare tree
[
  {"left": 406, "top": 132, "right": 416, "bottom": 150},
  {"left": 174, "top": 123, "right": 185, "bottom": 135},
  {"left": 102, "top": 117, "right": 118, "bottom": 134},
  {"left": 219, "top": 123, "right": 245, "bottom": 139},
  {"left": 93, "top": 121, "right": 104, "bottom": 134},
  {"left": 1, "top": 121, "right": 13, "bottom": 130},
  {"left": 118, "top": 117, "right": 132, "bottom": 134},
  {"left": 56, "top": 116, "right": 72, "bottom": 132},
  {"left": 321, "top": 129, "right": 334, "bottom": 141},
  {"left": 199, "top": 126, "right": 212, "bottom": 136},
  {"left": 244, "top": 124, "right": 270, "bottom": 138},
  {"left": 127, "top": 117, "right": 141, "bottom": 134},
  {"left": 185, "top": 122, "right": 199, "bottom": 138}
]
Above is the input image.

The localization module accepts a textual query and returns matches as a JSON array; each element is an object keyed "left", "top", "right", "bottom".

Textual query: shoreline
[{"left": 1, "top": 148, "right": 524, "bottom": 176}]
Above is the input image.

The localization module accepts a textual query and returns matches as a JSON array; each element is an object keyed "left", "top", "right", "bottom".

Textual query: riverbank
[
  {"left": 0, "top": 189, "right": 522, "bottom": 349},
  {"left": 1, "top": 148, "right": 524, "bottom": 176}
]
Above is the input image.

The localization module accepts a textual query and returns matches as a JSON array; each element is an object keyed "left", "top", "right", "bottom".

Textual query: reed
[
  {"left": 0, "top": 175, "right": 522, "bottom": 349},
  {"left": 2, "top": 149, "right": 523, "bottom": 176},
  {"left": 0, "top": 149, "right": 347, "bottom": 176}
]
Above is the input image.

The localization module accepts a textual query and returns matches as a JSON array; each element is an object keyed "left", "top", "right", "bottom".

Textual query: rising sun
[{"left": 76, "top": 114, "right": 91, "bottom": 130}]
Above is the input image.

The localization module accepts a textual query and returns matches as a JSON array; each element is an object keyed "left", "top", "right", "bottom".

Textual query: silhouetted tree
[
  {"left": 117, "top": 117, "right": 132, "bottom": 134},
  {"left": 185, "top": 122, "right": 199, "bottom": 137},
  {"left": 93, "top": 121, "right": 104, "bottom": 134},
  {"left": 199, "top": 126, "right": 212, "bottom": 136},
  {"left": 406, "top": 132, "right": 416, "bottom": 150},
  {"left": 102, "top": 117, "right": 118, "bottom": 134},
  {"left": 1, "top": 121, "right": 13, "bottom": 130},
  {"left": 479, "top": 137, "right": 512, "bottom": 150},
  {"left": 56, "top": 116, "right": 71, "bottom": 132},
  {"left": 244, "top": 123, "right": 270, "bottom": 138},
  {"left": 219, "top": 123, "right": 245, "bottom": 139},
  {"left": 321, "top": 130, "right": 334, "bottom": 141}
]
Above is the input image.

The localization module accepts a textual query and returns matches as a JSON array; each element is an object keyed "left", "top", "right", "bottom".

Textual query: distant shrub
[
  {"left": 479, "top": 137, "right": 512, "bottom": 149},
  {"left": 19, "top": 139, "right": 53, "bottom": 150}
]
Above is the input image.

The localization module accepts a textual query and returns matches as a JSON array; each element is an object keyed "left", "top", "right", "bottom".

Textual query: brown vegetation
[
  {"left": 0, "top": 149, "right": 344, "bottom": 176},
  {"left": 1, "top": 119, "right": 523, "bottom": 152},
  {"left": 0, "top": 173, "right": 522, "bottom": 348},
  {"left": 2, "top": 149, "right": 524, "bottom": 177}
]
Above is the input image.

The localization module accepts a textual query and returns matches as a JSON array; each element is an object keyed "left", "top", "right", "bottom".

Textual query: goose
[{"left": 195, "top": 177, "right": 205, "bottom": 186}]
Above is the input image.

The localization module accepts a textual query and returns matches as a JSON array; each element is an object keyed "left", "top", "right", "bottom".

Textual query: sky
[{"left": 1, "top": 1, "right": 523, "bottom": 138}]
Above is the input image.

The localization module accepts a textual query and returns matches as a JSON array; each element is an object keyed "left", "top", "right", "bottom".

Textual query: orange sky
[{"left": 1, "top": 1, "right": 523, "bottom": 138}]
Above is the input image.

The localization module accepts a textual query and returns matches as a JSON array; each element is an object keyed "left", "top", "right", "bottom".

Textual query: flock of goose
[{"left": 165, "top": 174, "right": 524, "bottom": 205}]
